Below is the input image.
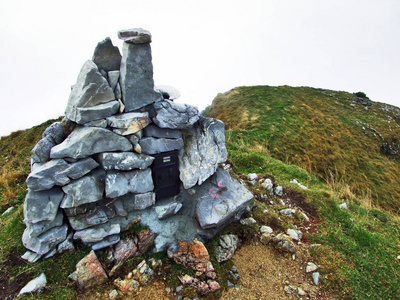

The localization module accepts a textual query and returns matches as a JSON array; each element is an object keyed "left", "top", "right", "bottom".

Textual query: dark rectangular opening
[{"left": 151, "top": 150, "right": 180, "bottom": 200}]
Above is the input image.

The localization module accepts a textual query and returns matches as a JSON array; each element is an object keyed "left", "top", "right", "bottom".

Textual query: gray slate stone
[
  {"left": 120, "top": 42, "right": 162, "bottom": 112},
  {"left": 107, "top": 70, "right": 120, "bottom": 90},
  {"left": 71, "top": 100, "right": 120, "bottom": 124},
  {"left": 74, "top": 223, "right": 120, "bottom": 243},
  {"left": 155, "top": 202, "right": 182, "bottom": 220},
  {"left": 139, "top": 137, "right": 184, "bottom": 155},
  {"left": 22, "top": 224, "right": 68, "bottom": 255},
  {"left": 180, "top": 117, "right": 228, "bottom": 189},
  {"left": 118, "top": 28, "right": 152, "bottom": 44},
  {"left": 65, "top": 60, "right": 115, "bottom": 123},
  {"left": 143, "top": 124, "right": 182, "bottom": 139},
  {"left": 83, "top": 119, "right": 108, "bottom": 128},
  {"left": 31, "top": 136, "right": 56, "bottom": 164},
  {"left": 21, "top": 251, "right": 42, "bottom": 263},
  {"left": 215, "top": 234, "right": 239, "bottom": 263},
  {"left": 153, "top": 100, "right": 199, "bottom": 129},
  {"left": 114, "top": 83, "right": 122, "bottom": 100},
  {"left": 61, "top": 170, "right": 105, "bottom": 208},
  {"left": 91, "top": 234, "right": 120, "bottom": 251},
  {"left": 26, "top": 159, "right": 70, "bottom": 191},
  {"left": 42, "top": 122, "right": 65, "bottom": 144},
  {"left": 196, "top": 168, "right": 253, "bottom": 230},
  {"left": 67, "top": 207, "right": 109, "bottom": 230},
  {"left": 24, "top": 210, "right": 64, "bottom": 237},
  {"left": 58, "top": 232, "right": 75, "bottom": 253},
  {"left": 92, "top": 37, "right": 122, "bottom": 72},
  {"left": 23, "top": 187, "right": 64, "bottom": 224},
  {"left": 118, "top": 192, "right": 156, "bottom": 211},
  {"left": 18, "top": 273, "right": 47, "bottom": 295},
  {"left": 107, "top": 112, "right": 151, "bottom": 135},
  {"left": 50, "top": 127, "right": 133, "bottom": 159},
  {"left": 105, "top": 169, "right": 154, "bottom": 198},
  {"left": 97, "top": 152, "right": 154, "bottom": 171},
  {"left": 60, "top": 157, "right": 100, "bottom": 180}
]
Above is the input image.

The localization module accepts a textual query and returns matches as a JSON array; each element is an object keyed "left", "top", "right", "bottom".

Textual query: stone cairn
[{"left": 22, "top": 28, "right": 253, "bottom": 262}]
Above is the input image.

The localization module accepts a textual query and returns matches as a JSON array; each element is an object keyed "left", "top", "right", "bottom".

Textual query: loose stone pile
[{"left": 22, "top": 28, "right": 253, "bottom": 261}]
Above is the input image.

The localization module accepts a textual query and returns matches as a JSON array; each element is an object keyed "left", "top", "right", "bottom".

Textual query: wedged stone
[
  {"left": 143, "top": 124, "right": 182, "bottom": 139},
  {"left": 61, "top": 170, "right": 105, "bottom": 208},
  {"left": 139, "top": 137, "right": 184, "bottom": 155},
  {"left": 153, "top": 100, "right": 199, "bottom": 129},
  {"left": 50, "top": 127, "right": 133, "bottom": 159},
  {"left": 60, "top": 157, "right": 100, "bottom": 180},
  {"left": 215, "top": 234, "right": 239, "bottom": 263},
  {"left": 107, "top": 71, "right": 120, "bottom": 90},
  {"left": 24, "top": 210, "right": 64, "bottom": 237},
  {"left": 67, "top": 207, "right": 108, "bottom": 230},
  {"left": 118, "top": 28, "right": 152, "bottom": 44},
  {"left": 18, "top": 273, "right": 47, "bottom": 295},
  {"left": 65, "top": 60, "right": 115, "bottom": 123},
  {"left": 97, "top": 152, "right": 154, "bottom": 171},
  {"left": 107, "top": 112, "right": 151, "bottom": 135},
  {"left": 120, "top": 42, "right": 162, "bottom": 112},
  {"left": 105, "top": 169, "right": 154, "bottom": 198},
  {"left": 114, "top": 83, "right": 122, "bottom": 100},
  {"left": 58, "top": 232, "right": 75, "bottom": 253},
  {"left": 22, "top": 224, "right": 68, "bottom": 255},
  {"left": 156, "top": 85, "right": 181, "bottom": 100},
  {"left": 118, "top": 192, "right": 156, "bottom": 211},
  {"left": 42, "top": 121, "right": 65, "bottom": 144},
  {"left": 91, "top": 234, "right": 120, "bottom": 250},
  {"left": 74, "top": 223, "right": 120, "bottom": 243},
  {"left": 26, "top": 159, "right": 70, "bottom": 191},
  {"left": 92, "top": 37, "right": 122, "bottom": 72},
  {"left": 83, "top": 119, "right": 108, "bottom": 128},
  {"left": 196, "top": 168, "right": 253, "bottom": 230},
  {"left": 31, "top": 136, "right": 56, "bottom": 164},
  {"left": 72, "top": 100, "right": 120, "bottom": 124},
  {"left": 68, "top": 250, "right": 108, "bottom": 291},
  {"left": 23, "top": 187, "right": 64, "bottom": 224},
  {"left": 113, "top": 199, "right": 127, "bottom": 216},
  {"left": 155, "top": 202, "right": 182, "bottom": 220},
  {"left": 180, "top": 117, "right": 228, "bottom": 189}
]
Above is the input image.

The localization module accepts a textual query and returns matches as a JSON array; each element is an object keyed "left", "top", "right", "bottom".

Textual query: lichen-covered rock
[
  {"left": 179, "top": 117, "right": 227, "bottom": 189},
  {"left": 107, "top": 112, "right": 151, "bottom": 135},
  {"left": 97, "top": 152, "right": 154, "bottom": 171},
  {"left": 215, "top": 234, "right": 239, "bottom": 262},
  {"left": 50, "top": 127, "right": 133, "bottom": 159},
  {"left": 139, "top": 137, "right": 184, "bottom": 155},
  {"left": 92, "top": 37, "right": 122, "bottom": 72},
  {"left": 152, "top": 100, "right": 199, "bottom": 129},
  {"left": 120, "top": 42, "right": 162, "bottom": 112},
  {"left": 65, "top": 60, "right": 116, "bottom": 123},
  {"left": 272, "top": 233, "right": 297, "bottom": 254},
  {"left": 105, "top": 169, "right": 154, "bottom": 198}
]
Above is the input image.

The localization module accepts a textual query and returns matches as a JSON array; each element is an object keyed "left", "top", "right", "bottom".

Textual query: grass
[{"left": 207, "top": 86, "right": 400, "bottom": 299}]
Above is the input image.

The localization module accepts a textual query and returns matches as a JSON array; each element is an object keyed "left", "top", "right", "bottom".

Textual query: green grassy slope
[{"left": 208, "top": 85, "right": 400, "bottom": 213}]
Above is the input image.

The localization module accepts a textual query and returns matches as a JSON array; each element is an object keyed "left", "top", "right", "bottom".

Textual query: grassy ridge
[
  {"left": 208, "top": 85, "right": 400, "bottom": 213},
  {"left": 207, "top": 85, "right": 400, "bottom": 299}
]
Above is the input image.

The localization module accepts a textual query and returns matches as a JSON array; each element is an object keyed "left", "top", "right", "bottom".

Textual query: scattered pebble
[
  {"left": 312, "top": 272, "right": 320, "bottom": 286},
  {"left": 260, "top": 226, "right": 273, "bottom": 234},
  {"left": 306, "top": 262, "right": 318, "bottom": 273},
  {"left": 340, "top": 203, "right": 348, "bottom": 209},
  {"left": 19, "top": 273, "right": 47, "bottom": 295},
  {"left": 2, "top": 207, "right": 14, "bottom": 216},
  {"left": 109, "top": 289, "right": 118, "bottom": 299},
  {"left": 240, "top": 217, "right": 257, "bottom": 226},
  {"left": 280, "top": 208, "right": 296, "bottom": 217}
]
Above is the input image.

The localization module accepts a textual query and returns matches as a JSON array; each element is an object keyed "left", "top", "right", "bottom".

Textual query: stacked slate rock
[{"left": 22, "top": 28, "right": 253, "bottom": 261}]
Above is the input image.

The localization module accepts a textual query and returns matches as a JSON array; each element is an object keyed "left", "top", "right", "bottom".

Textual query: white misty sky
[{"left": 1, "top": 0, "right": 399, "bottom": 137}]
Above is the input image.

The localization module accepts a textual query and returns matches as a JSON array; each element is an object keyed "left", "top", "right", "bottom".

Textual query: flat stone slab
[
  {"left": 139, "top": 137, "right": 184, "bottom": 155},
  {"left": 24, "top": 210, "right": 64, "bottom": 237},
  {"left": 51, "top": 127, "right": 133, "bottom": 159},
  {"left": 26, "top": 159, "right": 70, "bottom": 191},
  {"left": 105, "top": 169, "right": 154, "bottom": 198},
  {"left": 92, "top": 37, "right": 122, "bottom": 72},
  {"left": 23, "top": 187, "right": 64, "bottom": 224},
  {"left": 107, "top": 112, "right": 151, "bottom": 135},
  {"left": 67, "top": 207, "right": 109, "bottom": 230},
  {"left": 153, "top": 100, "right": 199, "bottom": 129},
  {"left": 143, "top": 124, "right": 182, "bottom": 139},
  {"left": 60, "top": 157, "right": 100, "bottom": 180},
  {"left": 97, "top": 152, "right": 154, "bottom": 171},
  {"left": 22, "top": 224, "right": 68, "bottom": 255},
  {"left": 72, "top": 100, "right": 120, "bottom": 124},
  {"left": 74, "top": 223, "right": 120, "bottom": 243},
  {"left": 65, "top": 60, "right": 115, "bottom": 123},
  {"left": 118, "top": 192, "right": 156, "bottom": 211},
  {"left": 118, "top": 28, "right": 152, "bottom": 44}
]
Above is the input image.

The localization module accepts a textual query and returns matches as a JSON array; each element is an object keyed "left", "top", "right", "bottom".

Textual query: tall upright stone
[{"left": 118, "top": 28, "right": 162, "bottom": 112}]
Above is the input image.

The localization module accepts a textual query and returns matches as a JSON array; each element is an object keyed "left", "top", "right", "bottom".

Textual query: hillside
[{"left": 207, "top": 85, "right": 400, "bottom": 213}]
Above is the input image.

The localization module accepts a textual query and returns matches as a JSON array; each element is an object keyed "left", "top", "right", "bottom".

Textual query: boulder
[
  {"left": 215, "top": 234, "right": 239, "bottom": 262},
  {"left": 97, "top": 152, "right": 154, "bottom": 171},
  {"left": 92, "top": 37, "right": 122, "bottom": 72},
  {"left": 118, "top": 28, "right": 152, "bottom": 44},
  {"left": 106, "top": 112, "right": 151, "bottom": 135},
  {"left": 68, "top": 250, "right": 108, "bottom": 291},
  {"left": 23, "top": 187, "right": 64, "bottom": 224},
  {"left": 22, "top": 224, "right": 68, "bottom": 255},
  {"left": 139, "top": 137, "right": 184, "bottom": 155},
  {"left": 143, "top": 124, "right": 182, "bottom": 139},
  {"left": 26, "top": 159, "right": 70, "bottom": 191},
  {"left": 65, "top": 60, "right": 115, "bottom": 123},
  {"left": 120, "top": 42, "right": 162, "bottom": 112},
  {"left": 60, "top": 170, "right": 105, "bottom": 208},
  {"left": 105, "top": 169, "right": 154, "bottom": 198},
  {"left": 50, "top": 127, "right": 133, "bottom": 159},
  {"left": 180, "top": 117, "right": 227, "bottom": 189},
  {"left": 152, "top": 100, "right": 199, "bottom": 129},
  {"left": 195, "top": 168, "right": 253, "bottom": 231}
]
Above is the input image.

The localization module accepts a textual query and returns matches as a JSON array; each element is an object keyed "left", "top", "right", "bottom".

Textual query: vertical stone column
[{"left": 118, "top": 28, "right": 162, "bottom": 112}]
